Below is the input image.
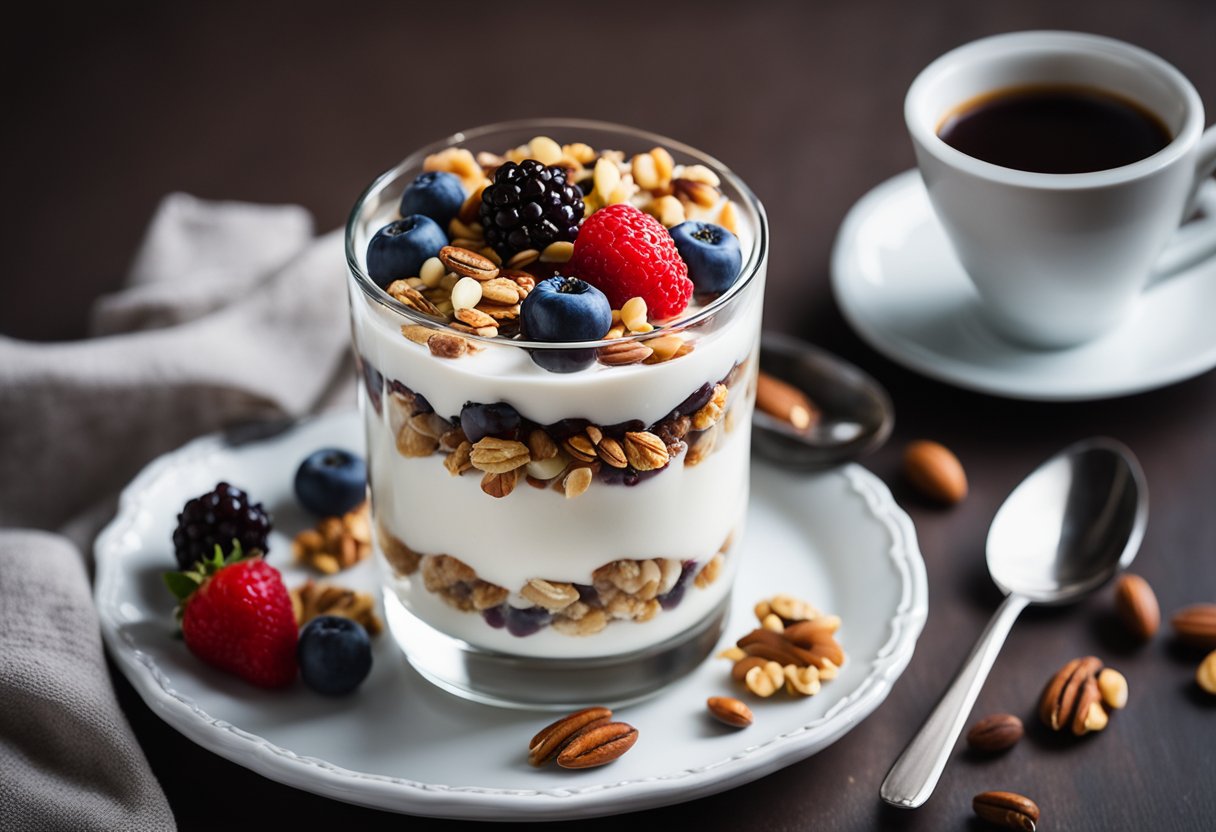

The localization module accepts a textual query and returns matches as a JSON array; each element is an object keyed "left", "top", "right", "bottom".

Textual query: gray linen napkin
[{"left": 0, "top": 192, "right": 356, "bottom": 830}]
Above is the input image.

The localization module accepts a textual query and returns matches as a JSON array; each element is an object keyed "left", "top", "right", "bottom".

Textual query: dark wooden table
[{"left": 7, "top": 1, "right": 1215, "bottom": 829}]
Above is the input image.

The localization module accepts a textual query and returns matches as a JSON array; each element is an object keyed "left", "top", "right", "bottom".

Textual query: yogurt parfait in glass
[{"left": 345, "top": 119, "right": 768, "bottom": 707}]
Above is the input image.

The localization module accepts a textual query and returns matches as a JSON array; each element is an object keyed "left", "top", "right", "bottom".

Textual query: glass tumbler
[{"left": 345, "top": 119, "right": 768, "bottom": 708}]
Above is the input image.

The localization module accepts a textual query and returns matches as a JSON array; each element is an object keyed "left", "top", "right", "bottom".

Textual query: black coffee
[{"left": 937, "top": 84, "right": 1172, "bottom": 174}]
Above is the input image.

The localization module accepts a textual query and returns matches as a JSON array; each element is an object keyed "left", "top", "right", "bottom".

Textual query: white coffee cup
[{"left": 905, "top": 31, "right": 1216, "bottom": 349}]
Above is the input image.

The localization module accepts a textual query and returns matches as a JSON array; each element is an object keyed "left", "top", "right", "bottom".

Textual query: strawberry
[
  {"left": 164, "top": 544, "right": 298, "bottom": 688},
  {"left": 568, "top": 203, "right": 694, "bottom": 319}
]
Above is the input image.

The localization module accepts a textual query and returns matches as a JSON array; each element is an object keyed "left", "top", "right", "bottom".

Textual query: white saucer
[
  {"left": 95, "top": 410, "right": 927, "bottom": 821},
  {"left": 830, "top": 169, "right": 1216, "bottom": 401}
]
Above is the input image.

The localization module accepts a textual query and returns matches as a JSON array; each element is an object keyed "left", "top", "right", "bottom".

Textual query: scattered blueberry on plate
[
  {"left": 366, "top": 215, "right": 447, "bottom": 287},
  {"left": 399, "top": 171, "right": 466, "bottom": 227},
  {"left": 294, "top": 448, "right": 366, "bottom": 517},
  {"left": 520, "top": 276, "right": 612, "bottom": 373},
  {"left": 297, "top": 615, "right": 373, "bottom": 696},
  {"left": 668, "top": 221, "right": 742, "bottom": 294}
]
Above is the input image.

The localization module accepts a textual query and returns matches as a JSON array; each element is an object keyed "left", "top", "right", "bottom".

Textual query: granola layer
[{"left": 378, "top": 521, "right": 736, "bottom": 651}]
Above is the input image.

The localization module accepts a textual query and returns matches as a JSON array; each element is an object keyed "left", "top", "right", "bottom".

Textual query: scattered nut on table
[
  {"left": 1039, "top": 655, "right": 1124, "bottom": 736},
  {"left": 972, "top": 790, "right": 1040, "bottom": 831},
  {"left": 1171, "top": 603, "right": 1216, "bottom": 648},
  {"left": 903, "top": 439, "right": 967, "bottom": 504},
  {"left": 965, "top": 713, "right": 1023, "bottom": 753},
  {"left": 1114, "top": 573, "right": 1160, "bottom": 641}
]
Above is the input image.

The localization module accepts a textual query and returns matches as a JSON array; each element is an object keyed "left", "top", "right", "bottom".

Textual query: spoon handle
[{"left": 880, "top": 592, "right": 1030, "bottom": 809}]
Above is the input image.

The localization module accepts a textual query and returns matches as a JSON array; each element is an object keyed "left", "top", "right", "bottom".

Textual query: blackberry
[
  {"left": 479, "top": 160, "right": 584, "bottom": 257},
  {"left": 172, "top": 481, "right": 272, "bottom": 570}
]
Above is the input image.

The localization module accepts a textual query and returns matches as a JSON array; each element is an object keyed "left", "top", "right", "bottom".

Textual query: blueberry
[
  {"left": 521, "top": 276, "right": 612, "bottom": 342},
  {"left": 483, "top": 605, "right": 507, "bottom": 629},
  {"left": 505, "top": 605, "right": 551, "bottom": 637},
  {"left": 294, "top": 448, "right": 367, "bottom": 517},
  {"left": 527, "top": 346, "right": 597, "bottom": 373},
  {"left": 657, "top": 560, "right": 698, "bottom": 610},
  {"left": 668, "top": 222, "right": 742, "bottom": 294},
  {"left": 399, "top": 171, "right": 466, "bottom": 227},
  {"left": 521, "top": 276, "right": 612, "bottom": 373},
  {"left": 366, "top": 215, "right": 447, "bottom": 287},
  {"left": 297, "top": 615, "right": 372, "bottom": 696},
  {"left": 460, "top": 402, "right": 521, "bottom": 443},
  {"left": 675, "top": 382, "right": 715, "bottom": 416}
]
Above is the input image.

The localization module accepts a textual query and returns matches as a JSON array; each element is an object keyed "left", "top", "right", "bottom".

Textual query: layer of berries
[{"left": 364, "top": 137, "right": 745, "bottom": 364}]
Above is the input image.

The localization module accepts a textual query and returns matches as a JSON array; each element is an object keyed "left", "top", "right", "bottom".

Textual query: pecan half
[
  {"left": 555, "top": 721, "right": 638, "bottom": 769},
  {"left": 1172, "top": 603, "right": 1216, "bottom": 648},
  {"left": 528, "top": 706, "right": 612, "bottom": 767},
  {"left": 439, "top": 245, "right": 499, "bottom": 280},
  {"left": 1039, "top": 655, "right": 1103, "bottom": 734},
  {"left": 597, "top": 341, "right": 653, "bottom": 366},
  {"left": 972, "top": 791, "right": 1040, "bottom": 831}
]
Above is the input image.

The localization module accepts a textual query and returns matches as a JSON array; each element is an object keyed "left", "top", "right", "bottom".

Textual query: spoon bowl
[
  {"left": 752, "top": 332, "right": 894, "bottom": 469},
  {"left": 987, "top": 438, "right": 1147, "bottom": 603},
  {"left": 881, "top": 437, "right": 1147, "bottom": 810}
]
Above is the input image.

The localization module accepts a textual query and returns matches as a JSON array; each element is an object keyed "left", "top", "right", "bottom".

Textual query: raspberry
[{"left": 568, "top": 204, "right": 693, "bottom": 319}]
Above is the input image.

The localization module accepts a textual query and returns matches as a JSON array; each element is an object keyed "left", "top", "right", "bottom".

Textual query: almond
[
  {"left": 1172, "top": 603, "right": 1216, "bottom": 649},
  {"left": 903, "top": 439, "right": 967, "bottom": 504},
  {"left": 706, "top": 696, "right": 753, "bottom": 728},
  {"left": 1114, "top": 573, "right": 1159, "bottom": 641},
  {"left": 965, "top": 713, "right": 1023, "bottom": 753},
  {"left": 755, "top": 371, "right": 819, "bottom": 431}
]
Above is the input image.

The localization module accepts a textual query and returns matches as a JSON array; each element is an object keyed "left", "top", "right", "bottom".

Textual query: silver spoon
[
  {"left": 752, "top": 332, "right": 894, "bottom": 469},
  {"left": 880, "top": 437, "right": 1147, "bottom": 810}
]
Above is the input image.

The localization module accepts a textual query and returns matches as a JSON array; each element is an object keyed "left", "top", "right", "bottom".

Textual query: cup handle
[{"left": 1150, "top": 125, "right": 1216, "bottom": 284}]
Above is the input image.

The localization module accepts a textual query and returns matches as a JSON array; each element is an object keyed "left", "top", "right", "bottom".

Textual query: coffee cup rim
[{"left": 905, "top": 30, "right": 1204, "bottom": 189}]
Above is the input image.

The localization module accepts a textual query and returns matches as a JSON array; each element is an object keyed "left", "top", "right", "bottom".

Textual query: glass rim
[{"left": 344, "top": 117, "right": 769, "bottom": 350}]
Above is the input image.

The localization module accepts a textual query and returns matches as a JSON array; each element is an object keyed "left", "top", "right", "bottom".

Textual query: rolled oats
[{"left": 521, "top": 578, "right": 580, "bottom": 611}]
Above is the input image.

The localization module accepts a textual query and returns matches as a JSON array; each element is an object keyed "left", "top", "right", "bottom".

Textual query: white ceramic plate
[
  {"left": 831, "top": 169, "right": 1216, "bottom": 401},
  {"left": 95, "top": 410, "right": 927, "bottom": 821}
]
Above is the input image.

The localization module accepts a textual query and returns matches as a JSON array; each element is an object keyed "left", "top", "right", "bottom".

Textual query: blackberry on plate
[
  {"left": 479, "top": 160, "right": 584, "bottom": 258},
  {"left": 172, "top": 482, "right": 272, "bottom": 570}
]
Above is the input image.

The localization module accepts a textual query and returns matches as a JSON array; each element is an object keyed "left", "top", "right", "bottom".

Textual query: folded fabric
[
  {"left": 0, "top": 192, "right": 353, "bottom": 535},
  {"left": 0, "top": 530, "right": 176, "bottom": 831},
  {"left": 0, "top": 192, "right": 357, "bottom": 831}
]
